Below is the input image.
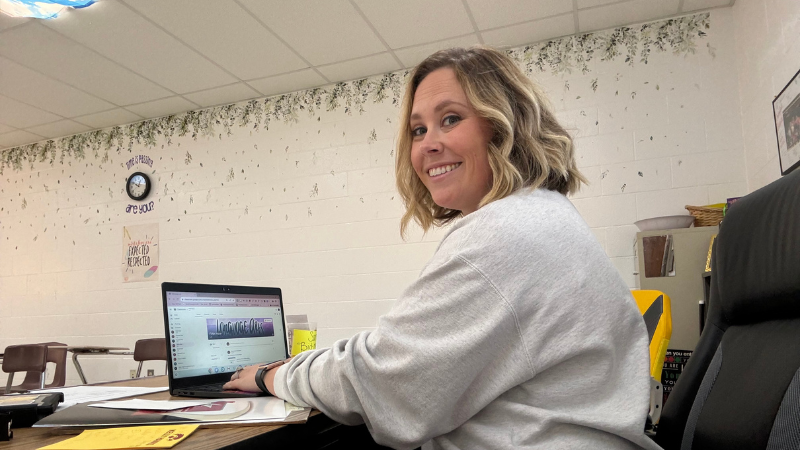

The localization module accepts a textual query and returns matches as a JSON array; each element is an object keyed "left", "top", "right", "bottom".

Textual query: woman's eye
[
  {"left": 443, "top": 115, "right": 461, "bottom": 126},
  {"left": 411, "top": 126, "right": 426, "bottom": 137}
]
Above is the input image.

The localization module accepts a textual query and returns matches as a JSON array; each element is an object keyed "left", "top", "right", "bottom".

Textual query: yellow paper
[
  {"left": 291, "top": 329, "right": 317, "bottom": 356},
  {"left": 38, "top": 424, "right": 199, "bottom": 450}
]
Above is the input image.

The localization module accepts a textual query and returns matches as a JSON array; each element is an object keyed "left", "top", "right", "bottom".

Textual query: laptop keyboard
[{"left": 189, "top": 383, "right": 226, "bottom": 392}]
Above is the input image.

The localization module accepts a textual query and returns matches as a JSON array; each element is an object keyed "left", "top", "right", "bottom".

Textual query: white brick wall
[
  {"left": 0, "top": 9, "right": 754, "bottom": 385},
  {"left": 732, "top": 0, "right": 800, "bottom": 190}
]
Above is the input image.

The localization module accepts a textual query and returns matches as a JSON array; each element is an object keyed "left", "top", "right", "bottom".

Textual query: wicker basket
[{"left": 685, "top": 205, "right": 723, "bottom": 226}]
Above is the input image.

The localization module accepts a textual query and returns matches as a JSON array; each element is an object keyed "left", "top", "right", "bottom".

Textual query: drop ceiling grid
[
  {"left": 351, "top": 0, "right": 475, "bottom": 50},
  {"left": 0, "top": 21, "right": 174, "bottom": 106},
  {"left": 0, "top": 0, "right": 736, "bottom": 150},
  {"left": 121, "top": 0, "right": 308, "bottom": 81}
]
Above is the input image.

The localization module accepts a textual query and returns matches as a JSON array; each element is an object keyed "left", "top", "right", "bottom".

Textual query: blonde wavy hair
[{"left": 396, "top": 46, "right": 586, "bottom": 236}]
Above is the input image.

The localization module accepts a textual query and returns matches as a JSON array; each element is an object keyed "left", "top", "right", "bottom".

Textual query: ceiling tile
[
  {"left": 316, "top": 53, "right": 401, "bottom": 84},
  {"left": 0, "top": 94, "right": 61, "bottom": 128},
  {"left": 0, "top": 56, "right": 115, "bottom": 117},
  {"left": 237, "top": 0, "right": 386, "bottom": 66},
  {"left": 483, "top": 13, "right": 575, "bottom": 48},
  {"left": 353, "top": 0, "right": 474, "bottom": 49},
  {"left": 125, "top": 97, "right": 198, "bottom": 119},
  {"left": 394, "top": 35, "right": 481, "bottom": 68},
  {"left": 26, "top": 119, "right": 91, "bottom": 139},
  {"left": 248, "top": 69, "right": 329, "bottom": 97},
  {"left": 42, "top": 0, "right": 237, "bottom": 94},
  {"left": 124, "top": 0, "right": 307, "bottom": 80},
  {"left": 0, "top": 13, "right": 28, "bottom": 31},
  {"left": 682, "top": 0, "right": 733, "bottom": 12},
  {"left": 0, "top": 0, "right": 732, "bottom": 139},
  {"left": 184, "top": 83, "right": 261, "bottom": 108},
  {"left": 579, "top": 0, "right": 681, "bottom": 32},
  {"left": 74, "top": 108, "right": 143, "bottom": 129},
  {"left": 466, "top": 0, "right": 574, "bottom": 30},
  {"left": 0, "top": 130, "right": 44, "bottom": 148},
  {"left": 577, "top": 0, "right": 625, "bottom": 9},
  {"left": 0, "top": 22, "right": 172, "bottom": 106}
]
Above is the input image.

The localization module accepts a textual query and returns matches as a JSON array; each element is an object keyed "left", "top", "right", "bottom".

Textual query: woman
[{"left": 225, "top": 47, "right": 660, "bottom": 450}]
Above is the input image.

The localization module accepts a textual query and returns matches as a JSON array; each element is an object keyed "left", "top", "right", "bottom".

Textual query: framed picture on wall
[{"left": 773, "top": 68, "right": 800, "bottom": 175}]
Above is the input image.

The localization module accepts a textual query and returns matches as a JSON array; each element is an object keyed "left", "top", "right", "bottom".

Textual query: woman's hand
[
  {"left": 223, "top": 358, "right": 292, "bottom": 395},
  {"left": 222, "top": 364, "right": 262, "bottom": 393}
]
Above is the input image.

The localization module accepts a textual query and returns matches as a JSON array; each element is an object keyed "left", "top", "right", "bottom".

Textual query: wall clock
[{"left": 126, "top": 172, "right": 151, "bottom": 201}]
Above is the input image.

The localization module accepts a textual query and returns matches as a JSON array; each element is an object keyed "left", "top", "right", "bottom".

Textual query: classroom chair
[
  {"left": 15, "top": 342, "right": 68, "bottom": 390},
  {"left": 2, "top": 344, "right": 48, "bottom": 393},
  {"left": 133, "top": 338, "right": 168, "bottom": 377},
  {"left": 632, "top": 290, "right": 673, "bottom": 428}
]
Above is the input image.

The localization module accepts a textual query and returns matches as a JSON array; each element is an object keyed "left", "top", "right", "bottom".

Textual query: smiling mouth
[{"left": 428, "top": 163, "right": 461, "bottom": 177}]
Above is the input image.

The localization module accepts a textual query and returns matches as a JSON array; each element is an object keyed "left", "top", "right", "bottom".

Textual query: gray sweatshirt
[{"left": 274, "top": 188, "right": 663, "bottom": 450}]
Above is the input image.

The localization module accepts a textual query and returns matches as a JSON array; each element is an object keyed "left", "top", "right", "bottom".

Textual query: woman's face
[{"left": 409, "top": 68, "right": 493, "bottom": 216}]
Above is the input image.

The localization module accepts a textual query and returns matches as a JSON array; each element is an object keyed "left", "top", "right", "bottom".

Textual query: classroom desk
[
  {"left": 1, "top": 376, "right": 389, "bottom": 450},
  {"left": 52, "top": 346, "right": 132, "bottom": 385}
]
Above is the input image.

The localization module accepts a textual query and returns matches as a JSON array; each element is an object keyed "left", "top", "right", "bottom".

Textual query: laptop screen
[{"left": 165, "top": 289, "right": 287, "bottom": 379}]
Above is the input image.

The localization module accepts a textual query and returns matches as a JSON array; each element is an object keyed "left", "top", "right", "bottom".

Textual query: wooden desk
[{"left": 1, "top": 377, "right": 389, "bottom": 450}]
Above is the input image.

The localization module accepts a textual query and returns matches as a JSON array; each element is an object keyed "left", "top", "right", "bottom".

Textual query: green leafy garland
[
  {"left": 507, "top": 13, "right": 710, "bottom": 75},
  {"left": 0, "top": 12, "right": 709, "bottom": 174}
]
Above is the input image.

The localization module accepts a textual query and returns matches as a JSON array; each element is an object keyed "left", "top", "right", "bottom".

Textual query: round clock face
[{"left": 126, "top": 172, "right": 151, "bottom": 201}]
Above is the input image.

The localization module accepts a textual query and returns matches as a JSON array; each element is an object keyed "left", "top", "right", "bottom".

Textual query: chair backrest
[
  {"left": 19, "top": 342, "right": 68, "bottom": 389},
  {"left": 655, "top": 169, "right": 800, "bottom": 450},
  {"left": 133, "top": 338, "right": 167, "bottom": 363},
  {"left": 2, "top": 344, "right": 48, "bottom": 393},
  {"left": 44, "top": 344, "right": 68, "bottom": 388},
  {"left": 632, "top": 290, "right": 673, "bottom": 381},
  {"left": 2, "top": 344, "right": 48, "bottom": 374}
]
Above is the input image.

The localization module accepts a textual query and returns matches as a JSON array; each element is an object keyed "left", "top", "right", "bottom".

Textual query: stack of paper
[
  {"left": 90, "top": 399, "right": 253, "bottom": 422},
  {"left": 29, "top": 386, "right": 169, "bottom": 411},
  {"left": 88, "top": 399, "right": 213, "bottom": 411},
  {"left": 33, "top": 396, "right": 310, "bottom": 428}
]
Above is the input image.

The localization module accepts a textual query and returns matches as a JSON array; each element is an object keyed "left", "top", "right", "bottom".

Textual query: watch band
[
  {"left": 254, "top": 358, "right": 292, "bottom": 395},
  {"left": 254, "top": 366, "right": 270, "bottom": 394}
]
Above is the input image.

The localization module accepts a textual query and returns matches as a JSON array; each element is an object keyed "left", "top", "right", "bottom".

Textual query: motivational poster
[{"left": 122, "top": 223, "right": 159, "bottom": 283}]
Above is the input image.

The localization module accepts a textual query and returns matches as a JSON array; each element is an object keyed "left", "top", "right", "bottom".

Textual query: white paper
[
  {"left": 29, "top": 386, "right": 169, "bottom": 411},
  {"left": 167, "top": 400, "right": 250, "bottom": 418},
  {"left": 88, "top": 399, "right": 212, "bottom": 411},
  {"left": 230, "top": 396, "right": 287, "bottom": 421},
  {"left": 32, "top": 395, "right": 306, "bottom": 427},
  {"left": 93, "top": 397, "right": 290, "bottom": 420}
]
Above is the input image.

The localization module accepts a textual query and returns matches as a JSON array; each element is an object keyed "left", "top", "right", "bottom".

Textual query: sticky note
[
  {"left": 291, "top": 329, "right": 317, "bottom": 356},
  {"left": 38, "top": 424, "right": 199, "bottom": 449}
]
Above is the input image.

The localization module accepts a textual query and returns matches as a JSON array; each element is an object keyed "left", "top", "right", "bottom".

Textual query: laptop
[{"left": 161, "top": 282, "right": 289, "bottom": 398}]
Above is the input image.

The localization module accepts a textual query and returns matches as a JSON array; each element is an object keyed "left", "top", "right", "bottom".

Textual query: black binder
[{"left": 0, "top": 392, "right": 63, "bottom": 428}]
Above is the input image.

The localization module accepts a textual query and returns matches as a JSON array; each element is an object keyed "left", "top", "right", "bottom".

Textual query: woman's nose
[{"left": 420, "top": 129, "right": 443, "bottom": 154}]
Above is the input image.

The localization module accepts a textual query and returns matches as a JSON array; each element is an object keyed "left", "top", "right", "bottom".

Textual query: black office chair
[{"left": 654, "top": 169, "right": 800, "bottom": 449}]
